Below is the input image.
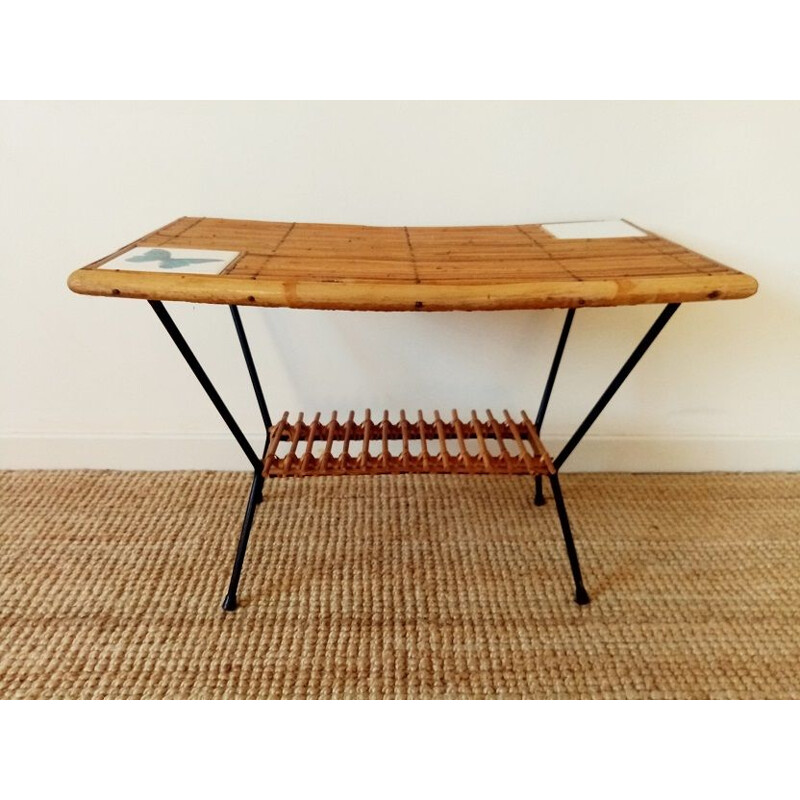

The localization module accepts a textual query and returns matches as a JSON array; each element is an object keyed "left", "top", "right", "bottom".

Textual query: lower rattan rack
[{"left": 262, "top": 409, "right": 554, "bottom": 478}]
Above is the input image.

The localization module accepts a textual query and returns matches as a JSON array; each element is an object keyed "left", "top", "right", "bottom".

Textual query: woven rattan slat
[
  {"left": 68, "top": 217, "right": 757, "bottom": 310},
  {"left": 262, "top": 410, "right": 552, "bottom": 478}
]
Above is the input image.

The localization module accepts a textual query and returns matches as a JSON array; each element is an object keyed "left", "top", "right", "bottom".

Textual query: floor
[{"left": 1, "top": 470, "right": 798, "bottom": 699}]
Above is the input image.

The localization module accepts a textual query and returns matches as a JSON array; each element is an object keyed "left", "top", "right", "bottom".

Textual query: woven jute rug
[{"left": 1, "top": 470, "right": 798, "bottom": 699}]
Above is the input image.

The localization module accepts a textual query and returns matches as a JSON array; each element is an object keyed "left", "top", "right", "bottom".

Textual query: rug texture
[{"left": 1, "top": 470, "right": 798, "bottom": 699}]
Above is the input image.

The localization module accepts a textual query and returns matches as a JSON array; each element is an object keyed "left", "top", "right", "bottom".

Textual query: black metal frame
[
  {"left": 150, "top": 301, "right": 271, "bottom": 611},
  {"left": 149, "top": 300, "right": 680, "bottom": 611},
  {"left": 532, "top": 302, "right": 680, "bottom": 604}
]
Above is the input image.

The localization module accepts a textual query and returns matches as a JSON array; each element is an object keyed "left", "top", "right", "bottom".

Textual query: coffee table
[{"left": 68, "top": 217, "right": 757, "bottom": 610}]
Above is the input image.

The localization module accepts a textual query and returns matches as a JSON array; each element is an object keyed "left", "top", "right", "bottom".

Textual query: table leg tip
[
  {"left": 533, "top": 495, "right": 546, "bottom": 506},
  {"left": 222, "top": 594, "right": 238, "bottom": 612},
  {"left": 574, "top": 587, "right": 591, "bottom": 605}
]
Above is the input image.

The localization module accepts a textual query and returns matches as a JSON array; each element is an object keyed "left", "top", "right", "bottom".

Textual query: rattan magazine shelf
[
  {"left": 68, "top": 217, "right": 757, "bottom": 612},
  {"left": 263, "top": 409, "right": 554, "bottom": 479}
]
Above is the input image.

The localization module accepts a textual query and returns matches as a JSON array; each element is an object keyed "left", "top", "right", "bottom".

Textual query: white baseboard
[{"left": 1, "top": 433, "right": 798, "bottom": 472}]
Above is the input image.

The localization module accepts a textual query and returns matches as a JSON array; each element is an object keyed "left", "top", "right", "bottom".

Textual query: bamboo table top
[{"left": 68, "top": 217, "right": 757, "bottom": 311}]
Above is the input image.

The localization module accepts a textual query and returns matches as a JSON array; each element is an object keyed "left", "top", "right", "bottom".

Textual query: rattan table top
[{"left": 68, "top": 217, "right": 757, "bottom": 311}]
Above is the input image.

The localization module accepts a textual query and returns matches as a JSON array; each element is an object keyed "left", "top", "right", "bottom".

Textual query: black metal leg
[
  {"left": 548, "top": 473, "right": 590, "bottom": 605},
  {"left": 529, "top": 304, "right": 680, "bottom": 604},
  {"left": 149, "top": 301, "right": 262, "bottom": 472},
  {"left": 533, "top": 475, "right": 545, "bottom": 506},
  {"left": 554, "top": 303, "right": 680, "bottom": 470},
  {"left": 149, "top": 301, "right": 273, "bottom": 611},
  {"left": 535, "top": 309, "right": 575, "bottom": 432},
  {"left": 230, "top": 305, "right": 272, "bottom": 512},
  {"left": 230, "top": 306, "right": 272, "bottom": 434},
  {"left": 532, "top": 309, "right": 574, "bottom": 506},
  {"left": 222, "top": 471, "right": 264, "bottom": 611}
]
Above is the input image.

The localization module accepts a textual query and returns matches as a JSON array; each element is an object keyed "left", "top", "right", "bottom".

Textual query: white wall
[{"left": 1, "top": 101, "right": 798, "bottom": 471}]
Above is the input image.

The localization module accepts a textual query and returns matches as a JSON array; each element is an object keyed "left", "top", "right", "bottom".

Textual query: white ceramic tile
[
  {"left": 99, "top": 246, "right": 240, "bottom": 275},
  {"left": 542, "top": 220, "right": 648, "bottom": 240}
]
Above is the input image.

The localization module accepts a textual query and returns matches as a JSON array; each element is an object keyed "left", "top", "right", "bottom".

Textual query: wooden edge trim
[{"left": 67, "top": 269, "right": 758, "bottom": 311}]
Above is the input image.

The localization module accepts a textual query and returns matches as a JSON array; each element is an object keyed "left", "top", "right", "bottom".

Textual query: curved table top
[{"left": 68, "top": 217, "right": 757, "bottom": 311}]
